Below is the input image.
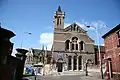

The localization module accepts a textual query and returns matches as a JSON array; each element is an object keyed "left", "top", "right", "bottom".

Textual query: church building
[{"left": 52, "top": 6, "right": 95, "bottom": 72}]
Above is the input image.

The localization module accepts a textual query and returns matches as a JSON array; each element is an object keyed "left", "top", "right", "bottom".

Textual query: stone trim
[
  {"left": 53, "top": 51, "right": 95, "bottom": 54},
  {"left": 54, "top": 40, "right": 94, "bottom": 44},
  {"left": 54, "top": 40, "right": 65, "bottom": 42},
  {"left": 54, "top": 31, "right": 87, "bottom": 35}
]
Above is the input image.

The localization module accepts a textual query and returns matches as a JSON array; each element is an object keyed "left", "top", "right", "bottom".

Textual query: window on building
[
  {"left": 57, "top": 18, "right": 59, "bottom": 25},
  {"left": 80, "top": 41, "right": 84, "bottom": 50},
  {"left": 78, "top": 56, "right": 82, "bottom": 70},
  {"left": 72, "top": 37, "right": 78, "bottom": 51},
  {"left": 65, "top": 40, "right": 70, "bottom": 50},
  {"left": 73, "top": 56, "right": 77, "bottom": 70},
  {"left": 68, "top": 56, "right": 72, "bottom": 70},
  {"left": 117, "top": 31, "right": 120, "bottom": 47},
  {"left": 60, "top": 18, "right": 61, "bottom": 25},
  {"left": 76, "top": 44, "right": 78, "bottom": 50}
]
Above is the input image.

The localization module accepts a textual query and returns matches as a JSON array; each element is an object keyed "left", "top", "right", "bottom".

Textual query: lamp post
[
  {"left": 21, "top": 32, "right": 32, "bottom": 48},
  {"left": 87, "top": 26, "right": 104, "bottom": 79}
]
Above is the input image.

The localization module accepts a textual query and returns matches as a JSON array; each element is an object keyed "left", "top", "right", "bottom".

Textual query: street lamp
[
  {"left": 21, "top": 32, "right": 32, "bottom": 48},
  {"left": 87, "top": 26, "right": 104, "bottom": 79}
]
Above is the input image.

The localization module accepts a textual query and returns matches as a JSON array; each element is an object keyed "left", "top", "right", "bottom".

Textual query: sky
[{"left": 0, "top": 0, "right": 120, "bottom": 55}]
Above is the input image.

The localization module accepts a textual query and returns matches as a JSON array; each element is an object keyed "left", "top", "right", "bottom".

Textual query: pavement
[
  {"left": 27, "top": 74, "right": 104, "bottom": 80},
  {"left": 26, "top": 66, "right": 106, "bottom": 80}
]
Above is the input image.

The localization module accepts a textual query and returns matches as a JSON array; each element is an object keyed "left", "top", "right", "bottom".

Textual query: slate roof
[
  {"left": 31, "top": 49, "right": 51, "bottom": 57},
  {"left": 65, "top": 23, "right": 87, "bottom": 32},
  {"left": 57, "top": 6, "right": 62, "bottom": 12},
  {"left": 102, "top": 24, "right": 120, "bottom": 38}
]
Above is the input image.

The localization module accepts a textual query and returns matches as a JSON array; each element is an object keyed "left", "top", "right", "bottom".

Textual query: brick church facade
[{"left": 52, "top": 6, "right": 95, "bottom": 72}]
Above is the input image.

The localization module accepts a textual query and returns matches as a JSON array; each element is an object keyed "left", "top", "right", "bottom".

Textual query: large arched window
[
  {"left": 78, "top": 56, "right": 82, "bottom": 70},
  {"left": 80, "top": 41, "right": 84, "bottom": 50},
  {"left": 57, "top": 18, "right": 59, "bottom": 25},
  {"left": 68, "top": 56, "right": 72, "bottom": 70},
  {"left": 73, "top": 56, "right": 77, "bottom": 70},
  {"left": 65, "top": 40, "right": 70, "bottom": 50},
  {"left": 72, "top": 37, "right": 78, "bottom": 51}
]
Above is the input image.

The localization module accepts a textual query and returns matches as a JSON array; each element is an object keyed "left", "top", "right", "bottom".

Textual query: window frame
[{"left": 117, "top": 30, "right": 120, "bottom": 47}]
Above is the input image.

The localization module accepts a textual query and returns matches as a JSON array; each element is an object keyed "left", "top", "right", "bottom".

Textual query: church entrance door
[
  {"left": 57, "top": 62, "right": 63, "bottom": 72},
  {"left": 57, "top": 58, "right": 63, "bottom": 72}
]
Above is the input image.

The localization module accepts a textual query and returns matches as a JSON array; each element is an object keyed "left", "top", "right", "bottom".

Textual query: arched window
[
  {"left": 72, "top": 37, "right": 78, "bottom": 50},
  {"left": 73, "top": 56, "right": 77, "bottom": 70},
  {"left": 57, "top": 18, "right": 59, "bottom": 25},
  {"left": 60, "top": 18, "right": 61, "bottom": 25},
  {"left": 76, "top": 44, "right": 78, "bottom": 50},
  {"left": 72, "top": 37, "right": 78, "bottom": 42},
  {"left": 65, "top": 40, "right": 70, "bottom": 50},
  {"left": 80, "top": 41, "right": 84, "bottom": 50},
  {"left": 78, "top": 56, "right": 82, "bottom": 70},
  {"left": 68, "top": 56, "right": 72, "bottom": 70}
]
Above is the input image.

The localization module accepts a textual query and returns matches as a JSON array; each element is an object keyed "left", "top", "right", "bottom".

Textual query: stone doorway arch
[{"left": 57, "top": 58, "right": 64, "bottom": 72}]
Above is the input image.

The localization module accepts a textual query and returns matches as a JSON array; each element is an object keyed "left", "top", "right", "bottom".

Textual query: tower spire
[
  {"left": 57, "top": 5, "right": 62, "bottom": 12},
  {"left": 54, "top": 6, "right": 65, "bottom": 29}
]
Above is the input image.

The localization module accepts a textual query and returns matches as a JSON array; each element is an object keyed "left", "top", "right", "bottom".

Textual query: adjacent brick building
[{"left": 102, "top": 24, "right": 120, "bottom": 80}]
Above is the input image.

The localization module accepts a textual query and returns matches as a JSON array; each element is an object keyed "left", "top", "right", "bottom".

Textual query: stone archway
[{"left": 57, "top": 58, "right": 63, "bottom": 72}]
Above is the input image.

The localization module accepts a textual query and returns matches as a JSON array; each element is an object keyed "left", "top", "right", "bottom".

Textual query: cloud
[
  {"left": 89, "top": 21, "right": 107, "bottom": 29},
  {"left": 40, "top": 32, "right": 53, "bottom": 50},
  {"left": 69, "top": 20, "right": 109, "bottom": 45}
]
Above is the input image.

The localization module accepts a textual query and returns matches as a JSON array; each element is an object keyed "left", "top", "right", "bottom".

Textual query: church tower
[{"left": 54, "top": 6, "right": 65, "bottom": 29}]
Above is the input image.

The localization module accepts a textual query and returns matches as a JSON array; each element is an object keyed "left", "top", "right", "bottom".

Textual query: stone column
[
  {"left": 71, "top": 56, "right": 73, "bottom": 71},
  {"left": 74, "top": 43, "right": 76, "bottom": 51},
  {"left": 82, "top": 59, "right": 84, "bottom": 70}
]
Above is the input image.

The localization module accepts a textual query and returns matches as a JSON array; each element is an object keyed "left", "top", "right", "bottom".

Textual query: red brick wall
[{"left": 104, "top": 32, "right": 120, "bottom": 73}]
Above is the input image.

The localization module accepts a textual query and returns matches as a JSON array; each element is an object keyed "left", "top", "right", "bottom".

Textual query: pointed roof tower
[{"left": 57, "top": 5, "right": 62, "bottom": 12}]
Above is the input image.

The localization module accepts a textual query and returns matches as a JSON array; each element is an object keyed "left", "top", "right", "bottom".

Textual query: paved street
[
  {"left": 27, "top": 72, "right": 104, "bottom": 80},
  {"left": 26, "top": 66, "right": 105, "bottom": 80},
  {"left": 27, "top": 75, "right": 83, "bottom": 80}
]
